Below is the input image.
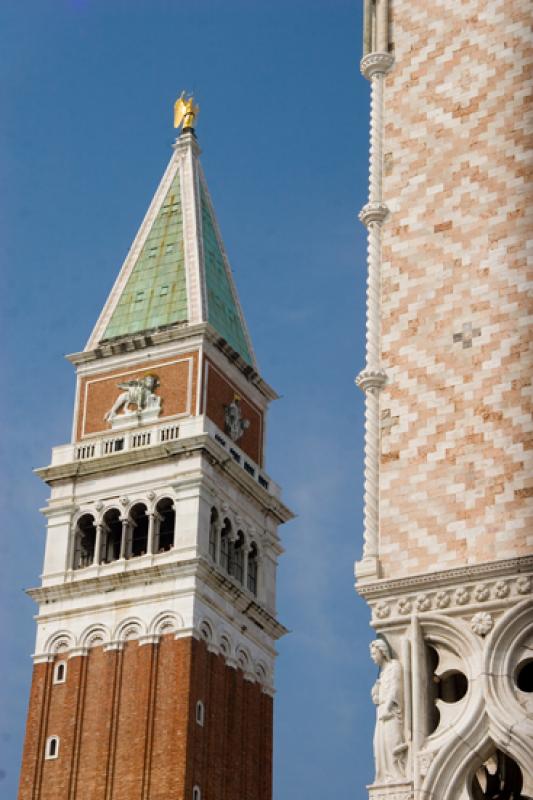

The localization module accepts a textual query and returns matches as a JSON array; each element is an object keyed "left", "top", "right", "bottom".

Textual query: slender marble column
[{"left": 356, "top": 51, "right": 393, "bottom": 579}]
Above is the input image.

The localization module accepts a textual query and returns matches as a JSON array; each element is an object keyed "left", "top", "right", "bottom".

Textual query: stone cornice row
[
  {"left": 356, "top": 555, "right": 533, "bottom": 599},
  {"left": 35, "top": 433, "right": 294, "bottom": 525},
  {"left": 67, "top": 321, "right": 278, "bottom": 401},
  {"left": 28, "top": 557, "right": 288, "bottom": 641}
]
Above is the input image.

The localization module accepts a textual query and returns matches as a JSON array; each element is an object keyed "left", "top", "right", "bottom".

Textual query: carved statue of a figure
[
  {"left": 224, "top": 397, "right": 250, "bottom": 443},
  {"left": 370, "top": 638, "right": 407, "bottom": 784},
  {"left": 105, "top": 375, "right": 161, "bottom": 422}
]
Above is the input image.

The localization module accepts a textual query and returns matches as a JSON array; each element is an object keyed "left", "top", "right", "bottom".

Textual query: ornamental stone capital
[
  {"left": 359, "top": 202, "right": 390, "bottom": 227},
  {"left": 356, "top": 368, "right": 387, "bottom": 393},
  {"left": 360, "top": 51, "right": 395, "bottom": 80}
]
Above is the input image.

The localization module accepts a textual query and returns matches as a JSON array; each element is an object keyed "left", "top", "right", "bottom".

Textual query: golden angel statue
[{"left": 174, "top": 92, "right": 199, "bottom": 131}]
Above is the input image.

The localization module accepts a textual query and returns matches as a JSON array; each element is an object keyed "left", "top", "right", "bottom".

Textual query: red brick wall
[
  {"left": 76, "top": 351, "right": 199, "bottom": 440},
  {"left": 18, "top": 662, "right": 51, "bottom": 800},
  {"left": 185, "top": 637, "right": 272, "bottom": 800},
  {"left": 18, "top": 637, "right": 273, "bottom": 800},
  {"left": 75, "top": 646, "right": 116, "bottom": 799},
  {"left": 203, "top": 358, "right": 264, "bottom": 466}
]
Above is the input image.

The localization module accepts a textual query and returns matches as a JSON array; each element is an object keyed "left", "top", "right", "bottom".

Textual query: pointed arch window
[
  {"left": 73, "top": 514, "right": 96, "bottom": 569},
  {"left": 470, "top": 749, "right": 530, "bottom": 799}
]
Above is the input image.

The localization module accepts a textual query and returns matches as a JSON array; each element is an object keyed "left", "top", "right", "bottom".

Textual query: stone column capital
[
  {"left": 359, "top": 202, "right": 390, "bottom": 227},
  {"left": 356, "top": 368, "right": 387, "bottom": 393},
  {"left": 360, "top": 51, "right": 394, "bottom": 80}
]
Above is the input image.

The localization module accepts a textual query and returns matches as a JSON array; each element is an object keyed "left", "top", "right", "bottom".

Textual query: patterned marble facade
[{"left": 356, "top": 2, "right": 532, "bottom": 798}]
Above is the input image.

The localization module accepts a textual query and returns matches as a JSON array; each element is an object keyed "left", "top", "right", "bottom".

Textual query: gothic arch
[
  {"left": 422, "top": 605, "right": 533, "bottom": 799},
  {"left": 483, "top": 599, "right": 533, "bottom": 796}
]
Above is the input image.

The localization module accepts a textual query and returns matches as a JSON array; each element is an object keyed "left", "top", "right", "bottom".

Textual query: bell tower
[
  {"left": 17, "top": 102, "right": 292, "bottom": 800},
  {"left": 356, "top": 2, "right": 532, "bottom": 799}
]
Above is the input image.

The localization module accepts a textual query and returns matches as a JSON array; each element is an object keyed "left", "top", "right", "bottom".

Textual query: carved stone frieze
[{"left": 368, "top": 568, "right": 533, "bottom": 624}]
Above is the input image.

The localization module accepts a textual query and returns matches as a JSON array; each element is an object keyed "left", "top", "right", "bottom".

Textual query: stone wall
[{"left": 378, "top": 0, "right": 532, "bottom": 578}]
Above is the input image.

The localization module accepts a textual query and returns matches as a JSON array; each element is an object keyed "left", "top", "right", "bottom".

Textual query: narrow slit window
[
  {"left": 53, "top": 661, "right": 67, "bottom": 684},
  {"left": 192, "top": 787, "right": 201, "bottom": 800},
  {"left": 45, "top": 736, "right": 60, "bottom": 760},
  {"left": 196, "top": 700, "right": 205, "bottom": 726}
]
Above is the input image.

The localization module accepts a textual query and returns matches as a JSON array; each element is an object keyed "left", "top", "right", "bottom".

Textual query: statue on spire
[{"left": 174, "top": 92, "right": 199, "bottom": 131}]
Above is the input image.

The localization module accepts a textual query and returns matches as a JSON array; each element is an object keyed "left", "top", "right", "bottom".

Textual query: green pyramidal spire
[{"left": 87, "top": 130, "right": 255, "bottom": 366}]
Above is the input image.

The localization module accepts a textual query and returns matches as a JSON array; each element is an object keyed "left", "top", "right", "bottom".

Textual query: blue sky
[{"left": 0, "top": 1, "right": 375, "bottom": 797}]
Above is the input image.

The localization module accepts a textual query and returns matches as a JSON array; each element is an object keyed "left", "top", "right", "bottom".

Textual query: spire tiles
[{"left": 87, "top": 115, "right": 255, "bottom": 367}]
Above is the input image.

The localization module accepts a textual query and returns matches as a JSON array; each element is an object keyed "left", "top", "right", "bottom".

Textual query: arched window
[
  {"left": 220, "top": 518, "right": 231, "bottom": 572},
  {"left": 129, "top": 503, "right": 148, "bottom": 557},
  {"left": 155, "top": 497, "right": 175, "bottom": 553},
  {"left": 53, "top": 661, "right": 67, "bottom": 684},
  {"left": 229, "top": 531, "right": 244, "bottom": 584},
  {"left": 192, "top": 787, "right": 201, "bottom": 800},
  {"left": 247, "top": 542, "right": 258, "bottom": 596},
  {"left": 102, "top": 509, "right": 122, "bottom": 563},
  {"left": 195, "top": 700, "right": 205, "bottom": 726},
  {"left": 45, "top": 736, "right": 60, "bottom": 760},
  {"left": 470, "top": 749, "right": 529, "bottom": 799},
  {"left": 209, "top": 507, "right": 219, "bottom": 561},
  {"left": 73, "top": 514, "right": 96, "bottom": 569}
]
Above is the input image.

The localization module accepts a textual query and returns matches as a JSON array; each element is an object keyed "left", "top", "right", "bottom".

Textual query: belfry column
[{"left": 355, "top": 48, "right": 393, "bottom": 581}]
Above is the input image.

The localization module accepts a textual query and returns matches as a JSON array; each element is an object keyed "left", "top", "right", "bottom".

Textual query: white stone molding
[
  {"left": 114, "top": 617, "right": 145, "bottom": 642},
  {"left": 68, "top": 646, "right": 89, "bottom": 659},
  {"left": 44, "top": 630, "right": 74, "bottom": 654},
  {"left": 178, "top": 133, "right": 204, "bottom": 325},
  {"left": 149, "top": 611, "right": 184, "bottom": 637},
  {"left": 138, "top": 634, "right": 160, "bottom": 646},
  {"left": 80, "top": 624, "right": 110, "bottom": 649}
]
